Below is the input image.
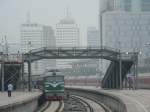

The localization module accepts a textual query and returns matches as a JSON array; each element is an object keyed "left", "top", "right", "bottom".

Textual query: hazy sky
[{"left": 0, "top": 0, "right": 99, "bottom": 45}]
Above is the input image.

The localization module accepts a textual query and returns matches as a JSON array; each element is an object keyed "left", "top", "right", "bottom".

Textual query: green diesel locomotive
[{"left": 43, "top": 71, "right": 64, "bottom": 100}]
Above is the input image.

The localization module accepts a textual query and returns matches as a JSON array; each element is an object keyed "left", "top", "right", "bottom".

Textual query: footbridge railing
[{"left": 23, "top": 46, "right": 137, "bottom": 62}]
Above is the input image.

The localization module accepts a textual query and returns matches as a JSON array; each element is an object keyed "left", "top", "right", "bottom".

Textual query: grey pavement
[{"left": 0, "top": 91, "right": 41, "bottom": 108}]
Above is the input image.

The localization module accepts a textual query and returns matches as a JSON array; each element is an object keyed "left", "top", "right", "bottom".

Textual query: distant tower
[
  {"left": 56, "top": 10, "right": 80, "bottom": 68},
  {"left": 66, "top": 7, "right": 70, "bottom": 17}
]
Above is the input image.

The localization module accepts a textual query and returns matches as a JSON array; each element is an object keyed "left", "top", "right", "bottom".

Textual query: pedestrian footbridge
[{"left": 23, "top": 46, "right": 138, "bottom": 89}]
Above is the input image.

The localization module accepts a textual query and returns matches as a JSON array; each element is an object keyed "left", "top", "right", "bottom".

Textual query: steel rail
[
  {"left": 79, "top": 94, "right": 111, "bottom": 112},
  {"left": 71, "top": 95, "right": 94, "bottom": 112},
  {"left": 55, "top": 101, "right": 63, "bottom": 112},
  {"left": 38, "top": 101, "right": 63, "bottom": 112},
  {"left": 69, "top": 92, "right": 112, "bottom": 112},
  {"left": 37, "top": 101, "right": 51, "bottom": 112}
]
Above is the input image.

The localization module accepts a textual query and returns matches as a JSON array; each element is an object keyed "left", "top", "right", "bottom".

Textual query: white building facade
[
  {"left": 56, "top": 16, "right": 80, "bottom": 68},
  {"left": 21, "top": 23, "right": 56, "bottom": 75}
]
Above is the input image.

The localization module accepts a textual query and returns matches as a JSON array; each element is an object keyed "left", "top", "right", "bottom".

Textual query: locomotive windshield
[{"left": 45, "top": 76, "right": 64, "bottom": 82}]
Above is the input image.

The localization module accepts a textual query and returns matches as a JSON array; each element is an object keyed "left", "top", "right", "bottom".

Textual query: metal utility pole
[
  {"left": 100, "top": 12, "right": 103, "bottom": 49},
  {"left": 135, "top": 53, "right": 138, "bottom": 90},
  {"left": 1, "top": 52, "right": 4, "bottom": 92},
  {"left": 27, "top": 41, "right": 32, "bottom": 92},
  {"left": 99, "top": 0, "right": 105, "bottom": 77},
  {"left": 21, "top": 54, "right": 24, "bottom": 90},
  {"left": 1, "top": 36, "right": 6, "bottom": 92},
  {"left": 28, "top": 59, "right": 31, "bottom": 92},
  {"left": 99, "top": 0, "right": 107, "bottom": 48},
  {"left": 119, "top": 50, "right": 122, "bottom": 89}
]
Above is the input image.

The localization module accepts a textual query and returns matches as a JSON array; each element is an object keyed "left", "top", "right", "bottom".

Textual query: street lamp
[{"left": 99, "top": 9, "right": 106, "bottom": 78}]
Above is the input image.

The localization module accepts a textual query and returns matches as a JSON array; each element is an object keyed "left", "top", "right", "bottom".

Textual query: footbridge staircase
[{"left": 101, "top": 53, "right": 138, "bottom": 89}]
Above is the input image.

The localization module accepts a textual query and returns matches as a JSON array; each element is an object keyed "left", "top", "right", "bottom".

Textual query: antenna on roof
[
  {"left": 66, "top": 6, "right": 71, "bottom": 17},
  {"left": 27, "top": 12, "right": 31, "bottom": 23},
  {"left": 4, "top": 35, "right": 8, "bottom": 54}
]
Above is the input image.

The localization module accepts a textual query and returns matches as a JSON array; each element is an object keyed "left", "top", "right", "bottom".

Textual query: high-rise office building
[
  {"left": 103, "top": 12, "right": 150, "bottom": 53},
  {"left": 21, "top": 22, "right": 56, "bottom": 75},
  {"left": 56, "top": 14, "right": 80, "bottom": 68},
  {"left": 99, "top": 0, "right": 150, "bottom": 69},
  {"left": 101, "top": 0, "right": 150, "bottom": 12},
  {"left": 141, "top": 0, "right": 150, "bottom": 11},
  {"left": 87, "top": 27, "right": 100, "bottom": 73},
  {"left": 123, "top": 0, "right": 132, "bottom": 11},
  {"left": 87, "top": 27, "right": 100, "bottom": 47}
]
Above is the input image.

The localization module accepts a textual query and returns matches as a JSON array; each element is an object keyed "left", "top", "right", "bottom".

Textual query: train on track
[{"left": 43, "top": 70, "right": 65, "bottom": 101}]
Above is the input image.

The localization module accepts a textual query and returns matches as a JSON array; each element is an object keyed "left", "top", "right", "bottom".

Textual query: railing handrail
[{"left": 0, "top": 47, "right": 138, "bottom": 62}]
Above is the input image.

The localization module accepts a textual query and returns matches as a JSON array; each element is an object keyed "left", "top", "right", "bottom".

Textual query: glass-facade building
[
  {"left": 99, "top": 0, "right": 150, "bottom": 69},
  {"left": 102, "top": 0, "right": 150, "bottom": 12},
  {"left": 123, "top": 0, "right": 150, "bottom": 11},
  {"left": 102, "top": 12, "right": 150, "bottom": 67},
  {"left": 124, "top": 0, "right": 132, "bottom": 11},
  {"left": 141, "top": 0, "right": 150, "bottom": 11},
  {"left": 87, "top": 27, "right": 100, "bottom": 47}
]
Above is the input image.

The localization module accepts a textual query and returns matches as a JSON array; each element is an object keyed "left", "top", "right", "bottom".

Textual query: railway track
[
  {"left": 72, "top": 95, "right": 106, "bottom": 112},
  {"left": 38, "top": 100, "right": 64, "bottom": 112},
  {"left": 64, "top": 95, "right": 87, "bottom": 112},
  {"left": 38, "top": 94, "right": 110, "bottom": 112},
  {"left": 71, "top": 95, "right": 94, "bottom": 112},
  {"left": 64, "top": 94, "right": 108, "bottom": 112}
]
